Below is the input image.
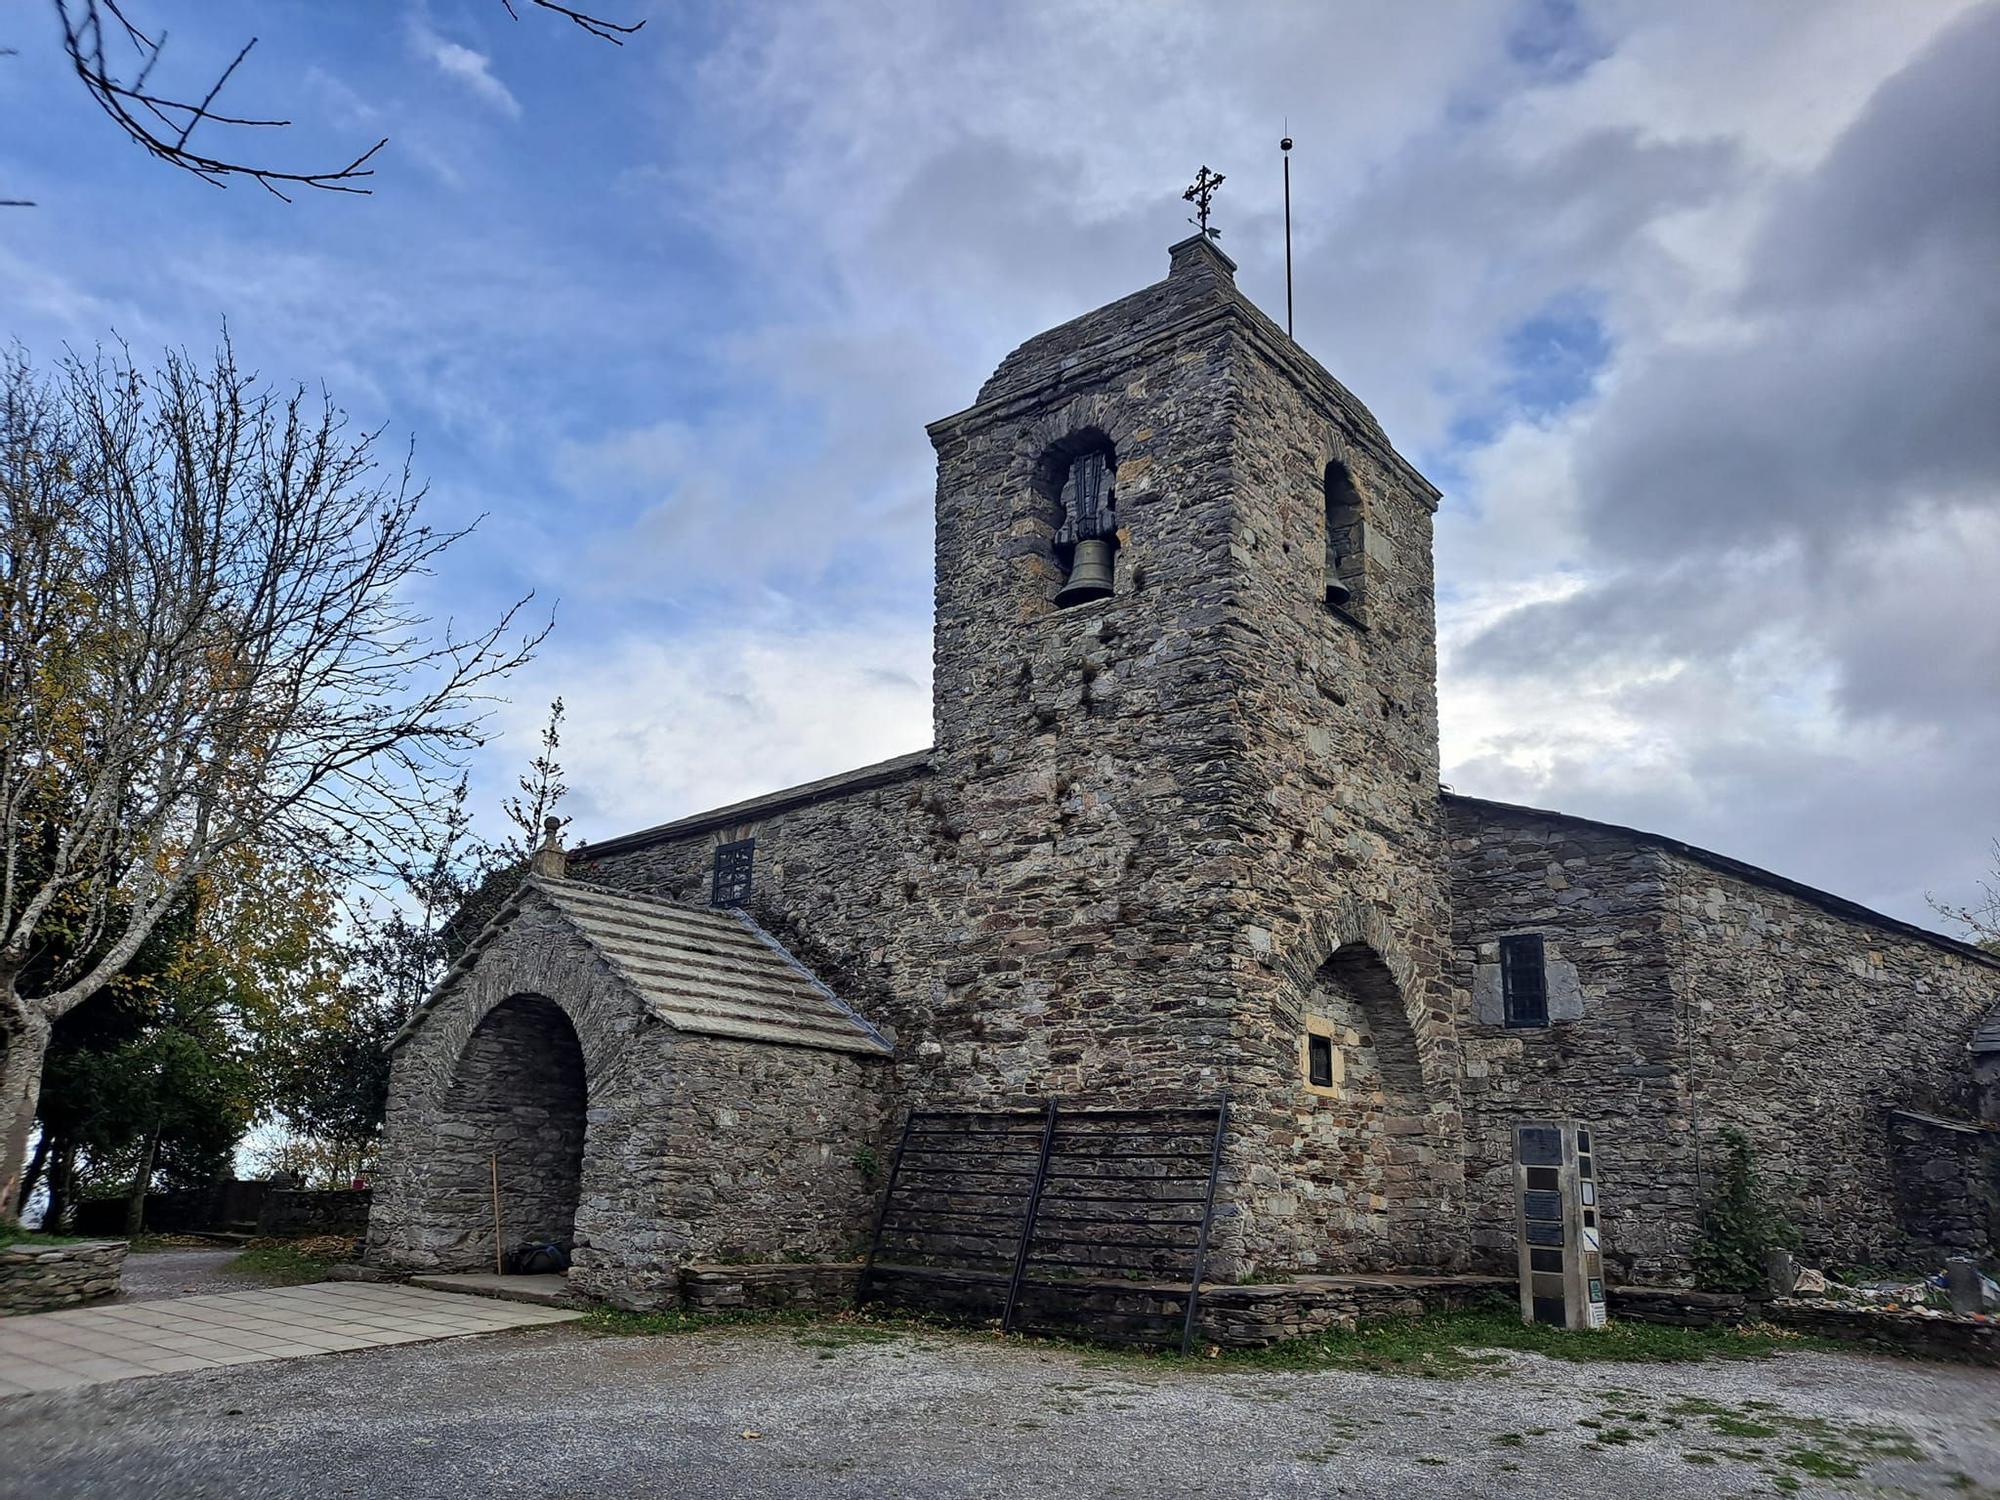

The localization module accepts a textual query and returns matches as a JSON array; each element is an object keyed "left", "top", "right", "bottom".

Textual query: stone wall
[
  {"left": 1445, "top": 795, "right": 2000, "bottom": 1282},
  {"left": 1218, "top": 270, "right": 1461, "bottom": 1275},
  {"left": 0, "top": 1240, "right": 125, "bottom": 1315},
  {"left": 629, "top": 1032, "right": 887, "bottom": 1298},
  {"left": 1445, "top": 798, "right": 1689, "bottom": 1282},
  {"left": 1768, "top": 1300, "right": 2000, "bottom": 1367},
  {"left": 576, "top": 760, "right": 932, "bottom": 1056},
  {"left": 1882, "top": 1109, "right": 2000, "bottom": 1263},
  {"left": 681, "top": 1262, "right": 862, "bottom": 1312},
  {"left": 369, "top": 897, "right": 642, "bottom": 1282},
  {"left": 1667, "top": 850, "right": 1999, "bottom": 1268},
  {"left": 76, "top": 1179, "right": 271, "bottom": 1237}
]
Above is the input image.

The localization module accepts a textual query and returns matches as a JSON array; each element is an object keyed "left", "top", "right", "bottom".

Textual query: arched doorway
[
  {"left": 431, "top": 994, "right": 587, "bottom": 1270},
  {"left": 1306, "top": 942, "right": 1433, "bottom": 1267}
]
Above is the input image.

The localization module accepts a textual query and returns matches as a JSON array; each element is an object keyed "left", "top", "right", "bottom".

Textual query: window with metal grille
[
  {"left": 711, "top": 838, "right": 754, "bottom": 906},
  {"left": 1500, "top": 933, "right": 1548, "bottom": 1028},
  {"left": 1307, "top": 1033, "right": 1334, "bottom": 1088}
]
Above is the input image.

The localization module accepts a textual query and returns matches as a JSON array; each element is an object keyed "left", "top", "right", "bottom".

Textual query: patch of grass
[
  {"left": 1206, "top": 1304, "right": 1820, "bottom": 1379},
  {"left": 0, "top": 1223, "right": 85, "bottom": 1249},
  {"left": 1709, "top": 1415, "right": 1779, "bottom": 1438},
  {"left": 224, "top": 1245, "right": 334, "bottom": 1285},
  {"left": 1779, "top": 1448, "right": 1861, "bottom": 1480},
  {"left": 1663, "top": 1395, "right": 1925, "bottom": 1490}
]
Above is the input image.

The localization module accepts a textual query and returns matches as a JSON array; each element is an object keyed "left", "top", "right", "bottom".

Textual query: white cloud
[
  {"left": 406, "top": 19, "right": 522, "bottom": 120},
  {"left": 481, "top": 619, "right": 934, "bottom": 845}
]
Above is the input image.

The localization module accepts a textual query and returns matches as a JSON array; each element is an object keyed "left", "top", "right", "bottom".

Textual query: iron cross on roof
[{"left": 1183, "top": 165, "right": 1226, "bottom": 240}]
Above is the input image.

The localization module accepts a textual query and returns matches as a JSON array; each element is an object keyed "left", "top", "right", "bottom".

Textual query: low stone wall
[
  {"left": 0, "top": 1240, "right": 127, "bottom": 1315},
  {"left": 1199, "top": 1274, "right": 1513, "bottom": 1346},
  {"left": 1768, "top": 1300, "right": 2000, "bottom": 1367},
  {"left": 1605, "top": 1286, "right": 1750, "bottom": 1327},
  {"left": 258, "top": 1188, "right": 370, "bottom": 1239},
  {"left": 860, "top": 1264, "right": 1513, "bottom": 1349},
  {"left": 682, "top": 1262, "right": 862, "bottom": 1312}
]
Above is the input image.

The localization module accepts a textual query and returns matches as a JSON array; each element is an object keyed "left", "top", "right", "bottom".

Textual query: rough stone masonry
[{"left": 368, "top": 234, "right": 2000, "bottom": 1309}]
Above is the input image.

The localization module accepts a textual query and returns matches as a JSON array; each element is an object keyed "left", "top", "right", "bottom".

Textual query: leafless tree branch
[
  {"left": 0, "top": 336, "right": 550, "bottom": 1206},
  {"left": 47, "top": 0, "right": 644, "bottom": 201},
  {"left": 504, "top": 0, "right": 646, "bottom": 45}
]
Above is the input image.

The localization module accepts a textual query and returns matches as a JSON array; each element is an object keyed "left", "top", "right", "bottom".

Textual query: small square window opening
[{"left": 1307, "top": 1033, "right": 1334, "bottom": 1088}]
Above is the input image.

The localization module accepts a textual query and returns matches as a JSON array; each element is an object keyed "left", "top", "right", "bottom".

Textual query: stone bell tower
[{"left": 919, "top": 233, "right": 1465, "bottom": 1275}]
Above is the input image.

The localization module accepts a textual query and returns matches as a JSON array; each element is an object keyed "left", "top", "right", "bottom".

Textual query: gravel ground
[
  {"left": 2, "top": 1319, "right": 1997, "bottom": 1499},
  {"left": 117, "top": 1249, "right": 260, "bottom": 1303}
]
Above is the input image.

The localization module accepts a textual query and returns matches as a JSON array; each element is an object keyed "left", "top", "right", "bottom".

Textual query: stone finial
[
  {"left": 530, "top": 813, "right": 567, "bottom": 880},
  {"left": 1167, "top": 231, "right": 1238, "bottom": 282}
]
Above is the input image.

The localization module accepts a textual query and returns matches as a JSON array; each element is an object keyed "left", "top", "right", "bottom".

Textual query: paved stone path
[{"left": 0, "top": 1280, "right": 580, "bottom": 1396}]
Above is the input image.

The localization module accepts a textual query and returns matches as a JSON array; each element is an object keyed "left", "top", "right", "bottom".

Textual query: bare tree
[
  {"left": 32, "top": 0, "right": 645, "bottom": 202},
  {"left": 0, "top": 338, "right": 548, "bottom": 1211},
  {"left": 1932, "top": 840, "right": 2000, "bottom": 956}
]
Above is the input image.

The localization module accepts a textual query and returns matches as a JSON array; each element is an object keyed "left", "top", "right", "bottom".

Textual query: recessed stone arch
[
  {"left": 367, "top": 895, "right": 650, "bottom": 1277},
  {"left": 1273, "top": 901, "right": 1466, "bottom": 1273},
  {"left": 380, "top": 994, "right": 590, "bottom": 1273}
]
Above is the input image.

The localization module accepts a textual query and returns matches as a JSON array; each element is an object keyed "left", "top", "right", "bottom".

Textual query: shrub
[{"left": 1694, "top": 1128, "right": 1798, "bottom": 1293}]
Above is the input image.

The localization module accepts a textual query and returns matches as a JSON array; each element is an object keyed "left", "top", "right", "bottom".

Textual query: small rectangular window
[
  {"left": 711, "top": 838, "right": 754, "bottom": 906},
  {"left": 1500, "top": 933, "right": 1549, "bottom": 1028},
  {"left": 1307, "top": 1033, "right": 1333, "bottom": 1088}
]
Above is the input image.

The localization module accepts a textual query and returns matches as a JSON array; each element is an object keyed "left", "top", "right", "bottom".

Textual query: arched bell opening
[
  {"left": 427, "top": 993, "right": 588, "bottom": 1273},
  {"left": 1305, "top": 942, "right": 1436, "bottom": 1267},
  {"left": 1033, "top": 429, "right": 1119, "bottom": 607},
  {"left": 1322, "top": 459, "right": 1367, "bottom": 618}
]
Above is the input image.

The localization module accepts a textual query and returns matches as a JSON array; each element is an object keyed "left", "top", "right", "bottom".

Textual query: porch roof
[{"left": 392, "top": 877, "right": 892, "bottom": 1057}]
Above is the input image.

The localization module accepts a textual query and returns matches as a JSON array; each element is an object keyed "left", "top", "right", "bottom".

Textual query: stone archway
[
  {"left": 426, "top": 994, "right": 588, "bottom": 1269},
  {"left": 1305, "top": 942, "right": 1433, "bottom": 1266}
]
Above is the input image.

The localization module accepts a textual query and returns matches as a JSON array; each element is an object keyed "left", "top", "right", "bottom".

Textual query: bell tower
[{"left": 919, "top": 231, "right": 1464, "bottom": 1275}]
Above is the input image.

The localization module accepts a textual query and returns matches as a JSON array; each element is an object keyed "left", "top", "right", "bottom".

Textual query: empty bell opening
[{"left": 1056, "top": 537, "right": 1116, "bottom": 606}]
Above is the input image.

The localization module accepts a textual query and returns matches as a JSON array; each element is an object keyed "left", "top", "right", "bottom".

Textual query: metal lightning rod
[{"left": 1281, "top": 126, "right": 1294, "bottom": 339}]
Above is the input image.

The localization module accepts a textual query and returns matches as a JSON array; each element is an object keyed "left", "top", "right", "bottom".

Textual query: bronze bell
[
  {"left": 1324, "top": 557, "right": 1352, "bottom": 608},
  {"left": 1057, "top": 537, "right": 1115, "bottom": 606}
]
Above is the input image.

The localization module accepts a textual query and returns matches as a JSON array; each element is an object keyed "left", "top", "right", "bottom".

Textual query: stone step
[{"left": 408, "top": 1272, "right": 586, "bottom": 1309}]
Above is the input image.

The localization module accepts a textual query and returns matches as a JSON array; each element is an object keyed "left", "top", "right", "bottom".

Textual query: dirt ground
[{"left": 2, "top": 1314, "right": 1998, "bottom": 1499}]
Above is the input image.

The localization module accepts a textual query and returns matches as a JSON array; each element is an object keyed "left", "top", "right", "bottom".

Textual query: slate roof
[
  {"left": 1445, "top": 792, "right": 2000, "bottom": 973},
  {"left": 1974, "top": 1002, "right": 2000, "bottom": 1056},
  {"left": 396, "top": 877, "right": 891, "bottom": 1057},
  {"left": 578, "top": 748, "right": 933, "bottom": 859}
]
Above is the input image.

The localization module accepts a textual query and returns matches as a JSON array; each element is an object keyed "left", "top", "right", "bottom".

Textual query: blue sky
[{"left": 4, "top": 0, "right": 1995, "bottom": 929}]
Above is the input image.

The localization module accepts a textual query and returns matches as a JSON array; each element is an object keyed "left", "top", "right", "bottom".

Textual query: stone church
[{"left": 367, "top": 234, "right": 2000, "bottom": 1312}]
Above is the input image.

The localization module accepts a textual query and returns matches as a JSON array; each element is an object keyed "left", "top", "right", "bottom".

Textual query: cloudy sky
[{"left": 3, "top": 0, "right": 1994, "bottom": 930}]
